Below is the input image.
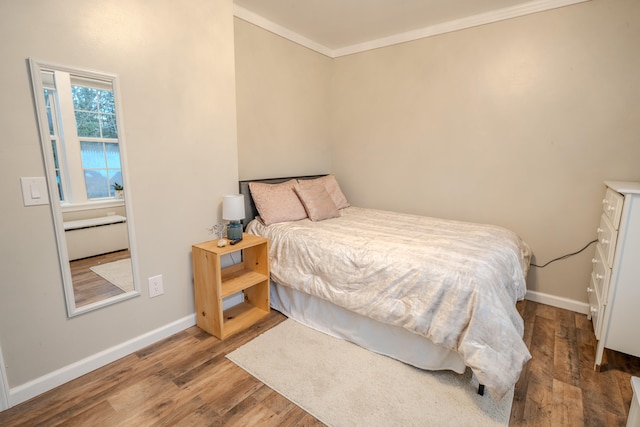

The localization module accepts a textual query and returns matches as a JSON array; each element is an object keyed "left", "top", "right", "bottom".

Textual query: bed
[{"left": 239, "top": 174, "right": 532, "bottom": 397}]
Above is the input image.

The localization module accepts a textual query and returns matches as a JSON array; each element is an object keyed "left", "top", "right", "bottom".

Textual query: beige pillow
[
  {"left": 249, "top": 180, "right": 307, "bottom": 226},
  {"left": 294, "top": 183, "right": 340, "bottom": 221},
  {"left": 298, "top": 175, "right": 350, "bottom": 209}
]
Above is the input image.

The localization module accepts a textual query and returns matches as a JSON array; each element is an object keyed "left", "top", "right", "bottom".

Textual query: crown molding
[
  {"left": 233, "top": 4, "right": 334, "bottom": 57},
  {"left": 333, "top": 0, "right": 590, "bottom": 57},
  {"left": 234, "top": 0, "right": 591, "bottom": 58}
]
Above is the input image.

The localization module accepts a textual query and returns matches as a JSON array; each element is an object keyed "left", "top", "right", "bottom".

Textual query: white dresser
[
  {"left": 588, "top": 181, "right": 640, "bottom": 368},
  {"left": 629, "top": 377, "right": 640, "bottom": 427}
]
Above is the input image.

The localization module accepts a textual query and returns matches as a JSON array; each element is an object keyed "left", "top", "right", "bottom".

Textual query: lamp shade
[{"left": 222, "top": 194, "right": 245, "bottom": 221}]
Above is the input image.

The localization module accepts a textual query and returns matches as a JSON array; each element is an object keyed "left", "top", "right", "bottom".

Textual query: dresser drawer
[
  {"left": 596, "top": 214, "right": 618, "bottom": 267},
  {"left": 591, "top": 245, "right": 612, "bottom": 302},
  {"left": 602, "top": 187, "right": 624, "bottom": 229},
  {"left": 587, "top": 274, "right": 604, "bottom": 340},
  {"left": 592, "top": 181, "right": 640, "bottom": 368}
]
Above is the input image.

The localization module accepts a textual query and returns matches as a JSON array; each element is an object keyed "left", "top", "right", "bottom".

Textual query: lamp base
[{"left": 227, "top": 221, "right": 243, "bottom": 241}]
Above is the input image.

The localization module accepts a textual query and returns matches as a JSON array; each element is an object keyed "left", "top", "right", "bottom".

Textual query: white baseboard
[
  {"left": 525, "top": 290, "right": 589, "bottom": 315},
  {"left": 7, "top": 314, "right": 196, "bottom": 409},
  {"left": 0, "top": 345, "right": 9, "bottom": 412}
]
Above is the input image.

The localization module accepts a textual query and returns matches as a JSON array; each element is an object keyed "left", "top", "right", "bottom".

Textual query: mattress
[{"left": 247, "top": 206, "right": 532, "bottom": 397}]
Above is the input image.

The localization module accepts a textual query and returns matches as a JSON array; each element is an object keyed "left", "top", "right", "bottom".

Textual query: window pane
[
  {"left": 55, "top": 170, "right": 64, "bottom": 201},
  {"left": 105, "top": 143, "right": 121, "bottom": 168},
  {"left": 108, "top": 170, "right": 123, "bottom": 197},
  {"left": 44, "top": 89, "right": 54, "bottom": 135},
  {"left": 100, "top": 113, "right": 118, "bottom": 138},
  {"left": 72, "top": 86, "right": 97, "bottom": 111},
  {"left": 47, "top": 108, "right": 54, "bottom": 135},
  {"left": 51, "top": 140, "right": 60, "bottom": 169},
  {"left": 98, "top": 90, "right": 115, "bottom": 114},
  {"left": 51, "top": 139, "right": 64, "bottom": 201},
  {"left": 80, "top": 141, "right": 106, "bottom": 168},
  {"left": 75, "top": 111, "right": 101, "bottom": 137},
  {"left": 84, "top": 169, "right": 109, "bottom": 198},
  {"left": 72, "top": 86, "right": 117, "bottom": 138}
]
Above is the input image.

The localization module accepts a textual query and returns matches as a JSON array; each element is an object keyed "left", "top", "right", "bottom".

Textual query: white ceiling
[{"left": 233, "top": 0, "right": 589, "bottom": 57}]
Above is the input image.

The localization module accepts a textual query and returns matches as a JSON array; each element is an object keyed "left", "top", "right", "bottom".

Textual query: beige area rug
[
  {"left": 89, "top": 258, "right": 134, "bottom": 293},
  {"left": 227, "top": 319, "right": 513, "bottom": 427}
]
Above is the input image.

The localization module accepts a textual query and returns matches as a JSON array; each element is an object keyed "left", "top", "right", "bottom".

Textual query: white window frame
[
  {"left": 43, "top": 88, "right": 68, "bottom": 202},
  {"left": 43, "top": 70, "right": 123, "bottom": 209}
]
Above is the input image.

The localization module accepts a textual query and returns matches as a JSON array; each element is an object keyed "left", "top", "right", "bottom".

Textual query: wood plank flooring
[
  {"left": 511, "top": 300, "right": 640, "bottom": 426},
  {"left": 1, "top": 300, "right": 639, "bottom": 426},
  {"left": 70, "top": 250, "right": 130, "bottom": 307}
]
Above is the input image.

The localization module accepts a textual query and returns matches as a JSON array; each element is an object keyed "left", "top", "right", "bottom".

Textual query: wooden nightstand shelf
[{"left": 192, "top": 233, "right": 270, "bottom": 339}]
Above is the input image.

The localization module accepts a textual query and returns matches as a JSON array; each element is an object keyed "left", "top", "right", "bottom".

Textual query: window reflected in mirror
[{"left": 42, "top": 72, "right": 123, "bottom": 203}]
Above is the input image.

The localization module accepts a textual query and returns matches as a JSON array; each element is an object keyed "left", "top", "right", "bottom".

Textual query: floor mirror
[{"left": 28, "top": 58, "right": 140, "bottom": 317}]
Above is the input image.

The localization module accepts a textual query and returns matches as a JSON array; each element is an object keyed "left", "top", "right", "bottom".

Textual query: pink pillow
[
  {"left": 298, "top": 175, "right": 349, "bottom": 209},
  {"left": 249, "top": 180, "right": 307, "bottom": 226},
  {"left": 294, "top": 183, "right": 340, "bottom": 221}
]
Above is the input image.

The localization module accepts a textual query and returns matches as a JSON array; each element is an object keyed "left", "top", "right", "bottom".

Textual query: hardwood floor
[
  {"left": 70, "top": 250, "right": 130, "bottom": 307},
  {"left": 511, "top": 300, "right": 640, "bottom": 426},
  {"left": 1, "top": 300, "right": 638, "bottom": 426}
]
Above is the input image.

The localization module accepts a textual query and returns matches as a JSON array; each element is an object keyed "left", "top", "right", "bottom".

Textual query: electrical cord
[{"left": 530, "top": 239, "right": 598, "bottom": 268}]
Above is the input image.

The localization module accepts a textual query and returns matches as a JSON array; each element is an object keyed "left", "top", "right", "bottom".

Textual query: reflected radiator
[{"left": 64, "top": 215, "right": 129, "bottom": 261}]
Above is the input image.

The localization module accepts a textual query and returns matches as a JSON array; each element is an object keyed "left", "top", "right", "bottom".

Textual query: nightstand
[{"left": 192, "top": 233, "right": 270, "bottom": 339}]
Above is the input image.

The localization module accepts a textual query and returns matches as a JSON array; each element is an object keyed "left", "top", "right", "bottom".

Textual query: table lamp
[{"left": 223, "top": 194, "right": 245, "bottom": 241}]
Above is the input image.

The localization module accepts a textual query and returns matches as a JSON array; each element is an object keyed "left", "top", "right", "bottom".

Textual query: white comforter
[{"left": 247, "top": 207, "right": 532, "bottom": 397}]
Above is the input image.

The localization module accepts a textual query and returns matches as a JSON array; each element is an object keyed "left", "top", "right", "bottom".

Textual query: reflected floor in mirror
[{"left": 70, "top": 250, "right": 130, "bottom": 307}]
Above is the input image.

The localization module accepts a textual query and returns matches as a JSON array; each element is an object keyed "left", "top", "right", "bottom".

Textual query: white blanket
[{"left": 247, "top": 207, "right": 532, "bottom": 397}]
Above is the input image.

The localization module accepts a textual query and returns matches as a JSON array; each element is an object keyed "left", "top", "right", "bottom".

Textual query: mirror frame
[{"left": 28, "top": 58, "right": 140, "bottom": 317}]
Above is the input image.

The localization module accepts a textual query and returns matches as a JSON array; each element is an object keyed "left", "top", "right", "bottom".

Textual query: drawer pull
[
  {"left": 607, "top": 205, "right": 615, "bottom": 212},
  {"left": 600, "top": 238, "right": 609, "bottom": 244},
  {"left": 587, "top": 287, "right": 594, "bottom": 293},
  {"left": 596, "top": 274, "right": 603, "bottom": 280},
  {"left": 597, "top": 227, "right": 603, "bottom": 233},
  {"left": 602, "top": 199, "right": 609, "bottom": 205},
  {"left": 590, "top": 306, "right": 598, "bottom": 315},
  {"left": 592, "top": 258, "right": 598, "bottom": 264}
]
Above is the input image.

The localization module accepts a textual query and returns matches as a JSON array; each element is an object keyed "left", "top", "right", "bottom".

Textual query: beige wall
[
  {"left": 235, "top": 0, "right": 640, "bottom": 303},
  {"left": 0, "top": 0, "right": 238, "bottom": 389},
  {"left": 330, "top": 0, "right": 640, "bottom": 301},
  {"left": 235, "top": 19, "right": 333, "bottom": 179}
]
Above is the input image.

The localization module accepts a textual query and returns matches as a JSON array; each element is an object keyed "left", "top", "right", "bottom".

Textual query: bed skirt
[{"left": 270, "top": 281, "right": 467, "bottom": 373}]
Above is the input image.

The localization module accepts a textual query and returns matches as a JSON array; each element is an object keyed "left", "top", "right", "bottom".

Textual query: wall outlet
[{"left": 148, "top": 275, "right": 164, "bottom": 298}]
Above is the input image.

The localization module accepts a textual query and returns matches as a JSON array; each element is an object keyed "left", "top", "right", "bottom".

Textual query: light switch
[
  {"left": 21, "top": 177, "right": 49, "bottom": 206},
  {"left": 30, "top": 184, "right": 41, "bottom": 199}
]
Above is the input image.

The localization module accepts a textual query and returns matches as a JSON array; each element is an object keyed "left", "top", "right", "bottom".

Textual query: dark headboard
[{"left": 238, "top": 174, "right": 327, "bottom": 229}]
